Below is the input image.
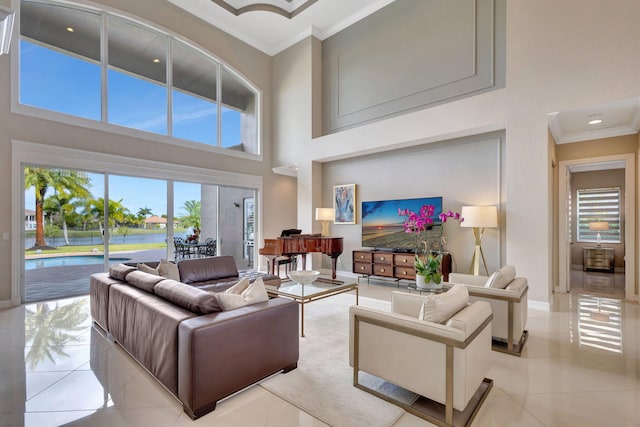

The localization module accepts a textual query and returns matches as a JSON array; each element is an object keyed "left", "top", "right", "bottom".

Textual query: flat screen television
[{"left": 361, "top": 196, "right": 443, "bottom": 251}]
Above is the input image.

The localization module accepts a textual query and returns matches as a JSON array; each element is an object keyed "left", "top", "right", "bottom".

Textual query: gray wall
[
  {"left": 320, "top": 134, "right": 505, "bottom": 275},
  {"left": 322, "top": 0, "right": 506, "bottom": 133}
]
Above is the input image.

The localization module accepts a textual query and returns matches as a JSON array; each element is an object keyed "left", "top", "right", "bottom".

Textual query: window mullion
[
  {"left": 101, "top": 12, "right": 108, "bottom": 123},
  {"left": 217, "top": 62, "right": 222, "bottom": 148},
  {"left": 167, "top": 39, "right": 173, "bottom": 137}
]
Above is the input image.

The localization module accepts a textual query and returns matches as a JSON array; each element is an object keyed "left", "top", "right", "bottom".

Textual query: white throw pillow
[
  {"left": 216, "top": 277, "right": 269, "bottom": 311},
  {"left": 158, "top": 259, "right": 180, "bottom": 281},
  {"left": 224, "top": 277, "right": 251, "bottom": 295},
  {"left": 420, "top": 284, "right": 469, "bottom": 324},
  {"left": 484, "top": 270, "right": 499, "bottom": 288},
  {"left": 137, "top": 263, "right": 159, "bottom": 275},
  {"left": 486, "top": 265, "right": 516, "bottom": 289}
]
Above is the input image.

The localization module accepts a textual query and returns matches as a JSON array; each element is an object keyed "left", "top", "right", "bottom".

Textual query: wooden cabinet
[
  {"left": 583, "top": 247, "right": 614, "bottom": 272},
  {"left": 353, "top": 250, "right": 451, "bottom": 283}
]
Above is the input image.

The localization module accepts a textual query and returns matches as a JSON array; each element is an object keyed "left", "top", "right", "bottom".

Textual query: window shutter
[{"left": 577, "top": 188, "right": 621, "bottom": 243}]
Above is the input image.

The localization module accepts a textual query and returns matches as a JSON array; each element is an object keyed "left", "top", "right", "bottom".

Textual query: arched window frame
[{"left": 11, "top": 0, "right": 262, "bottom": 160}]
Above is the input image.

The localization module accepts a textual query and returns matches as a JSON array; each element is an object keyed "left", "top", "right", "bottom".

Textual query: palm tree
[
  {"left": 137, "top": 206, "right": 153, "bottom": 218},
  {"left": 87, "top": 197, "right": 128, "bottom": 242},
  {"left": 180, "top": 200, "right": 201, "bottom": 229},
  {"left": 24, "top": 168, "right": 91, "bottom": 249}
]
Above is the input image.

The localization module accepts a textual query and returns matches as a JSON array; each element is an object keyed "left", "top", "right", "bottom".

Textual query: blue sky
[
  {"left": 26, "top": 173, "right": 201, "bottom": 217},
  {"left": 21, "top": 39, "right": 243, "bottom": 216}
]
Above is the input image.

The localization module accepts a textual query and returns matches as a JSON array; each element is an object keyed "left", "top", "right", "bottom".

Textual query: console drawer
[
  {"left": 373, "top": 253, "right": 392, "bottom": 264},
  {"left": 354, "top": 262, "right": 372, "bottom": 275},
  {"left": 394, "top": 253, "right": 414, "bottom": 266},
  {"left": 353, "top": 251, "right": 372, "bottom": 263},
  {"left": 373, "top": 264, "right": 393, "bottom": 277},
  {"left": 395, "top": 266, "right": 416, "bottom": 280}
]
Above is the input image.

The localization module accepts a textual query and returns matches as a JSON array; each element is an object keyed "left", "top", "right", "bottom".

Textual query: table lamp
[
  {"left": 460, "top": 205, "right": 498, "bottom": 276},
  {"left": 589, "top": 221, "right": 609, "bottom": 247},
  {"left": 315, "top": 208, "right": 334, "bottom": 237}
]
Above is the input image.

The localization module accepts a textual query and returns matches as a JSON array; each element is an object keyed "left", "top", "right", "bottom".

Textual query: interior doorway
[{"left": 557, "top": 154, "right": 635, "bottom": 300}]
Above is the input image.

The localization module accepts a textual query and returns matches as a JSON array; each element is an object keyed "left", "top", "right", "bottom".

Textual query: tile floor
[{"left": 1, "top": 271, "right": 639, "bottom": 427}]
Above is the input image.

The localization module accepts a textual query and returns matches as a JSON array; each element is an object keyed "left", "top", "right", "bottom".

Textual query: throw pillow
[
  {"left": 487, "top": 265, "right": 516, "bottom": 289},
  {"left": 224, "top": 277, "right": 250, "bottom": 295},
  {"left": 158, "top": 259, "right": 180, "bottom": 281},
  {"left": 137, "top": 263, "right": 159, "bottom": 275},
  {"left": 216, "top": 277, "right": 269, "bottom": 311},
  {"left": 484, "top": 270, "right": 499, "bottom": 288},
  {"left": 418, "top": 296, "right": 436, "bottom": 321},
  {"left": 421, "top": 284, "right": 469, "bottom": 324}
]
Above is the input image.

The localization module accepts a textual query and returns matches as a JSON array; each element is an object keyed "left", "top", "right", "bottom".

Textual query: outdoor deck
[{"left": 25, "top": 249, "right": 165, "bottom": 303}]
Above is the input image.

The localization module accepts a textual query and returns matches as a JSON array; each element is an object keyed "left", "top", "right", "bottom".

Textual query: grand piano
[{"left": 259, "top": 234, "right": 344, "bottom": 280}]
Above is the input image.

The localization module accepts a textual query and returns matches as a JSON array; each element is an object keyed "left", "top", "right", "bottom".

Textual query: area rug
[{"left": 260, "top": 293, "right": 415, "bottom": 427}]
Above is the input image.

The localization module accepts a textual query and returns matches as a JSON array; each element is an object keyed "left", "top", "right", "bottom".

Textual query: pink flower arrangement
[
  {"left": 397, "top": 205, "right": 463, "bottom": 235},
  {"left": 398, "top": 205, "right": 463, "bottom": 253}
]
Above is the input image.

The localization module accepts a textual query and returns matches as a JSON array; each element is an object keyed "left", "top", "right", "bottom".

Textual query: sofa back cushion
[
  {"left": 178, "top": 256, "right": 239, "bottom": 284},
  {"left": 154, "top": 279, "right": 221, "bottom": 314},
  {"left": 126, "top": 270, "right": 166, "bottom": 293},
  {"left": 109, "top": 263, "right": 137, "bottom": 281}
]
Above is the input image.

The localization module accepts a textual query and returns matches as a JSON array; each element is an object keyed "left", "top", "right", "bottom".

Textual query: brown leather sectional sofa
[{"left": 90, "top": 256, "right": 299, "bottom": 419}]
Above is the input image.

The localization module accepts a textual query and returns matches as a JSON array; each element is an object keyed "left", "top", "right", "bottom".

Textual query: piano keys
[{"left": 259, "top": 235, "right": 344, "bottom": 280}]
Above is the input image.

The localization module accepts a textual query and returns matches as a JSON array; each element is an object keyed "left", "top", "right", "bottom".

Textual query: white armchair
[
  {"left": 448, "top": 272, "right": 529, "bottom": 356},
  {"left": 349, "top": 289, "right": 493, "bottom": 426}
]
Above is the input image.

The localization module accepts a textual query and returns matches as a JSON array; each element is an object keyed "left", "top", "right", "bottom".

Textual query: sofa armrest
[
  {"left": 448, "top": 273, "right": 489, "bottom": 287},
  {"left": 178, "top": 298, "right": 299, "bottom": 419},
  {"left": 390, "top": 290, "right": 429, "bottom": 318}
]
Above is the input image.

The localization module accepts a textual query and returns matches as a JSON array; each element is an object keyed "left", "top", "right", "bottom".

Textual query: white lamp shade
[
  {"left": 315, "top": 208, "right": 334, "bottom": 221},
  {"left": 0, "top": 6, "right": 15, "bottom": 55},
  {"left": 589, "top": 222, "right": 609, "bottom": 231},
  {"left": 460, "top": 206, "right": 498, "bottom": 228}
]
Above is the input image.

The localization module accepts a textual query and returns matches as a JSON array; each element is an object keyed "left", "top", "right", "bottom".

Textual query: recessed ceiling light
[
  {"left": 66, "top": 27, "right": 74, "bottom": 32},
  {"left": 588, "top": 119, "right": 603, "bottom": 125},
  {"left": 153, "top": 58, "right": 160, "bottom": 63}
]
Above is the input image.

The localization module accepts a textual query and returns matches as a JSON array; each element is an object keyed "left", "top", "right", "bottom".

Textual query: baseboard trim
[{"left": 528, "top": 300, "right": 550, "bottom": 312}]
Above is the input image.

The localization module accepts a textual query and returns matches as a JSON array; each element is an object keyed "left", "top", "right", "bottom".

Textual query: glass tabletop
[{"left": 267, "top": 280, "right": 357, "bottom": 300}]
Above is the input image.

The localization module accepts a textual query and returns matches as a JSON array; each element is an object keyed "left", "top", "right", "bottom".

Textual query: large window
[
  {"left": 19, "top": 0, "right": 259, "bottom": 154},
  {"left": 577, "top": 188, "right": 621, "bottom": 243}
]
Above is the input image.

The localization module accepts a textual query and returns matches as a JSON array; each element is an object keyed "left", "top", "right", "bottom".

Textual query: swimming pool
[{"left": 25, "top": 255, "right": 130, "bottom": 270}]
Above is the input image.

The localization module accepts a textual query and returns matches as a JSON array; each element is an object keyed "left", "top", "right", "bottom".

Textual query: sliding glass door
[{"left": 21, "top": 161, "right": 259, "bottom": 303}]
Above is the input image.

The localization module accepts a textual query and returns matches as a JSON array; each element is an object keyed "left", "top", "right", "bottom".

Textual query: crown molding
[{"left": 209, "top": 0, "right": 319, "bottom": 19}]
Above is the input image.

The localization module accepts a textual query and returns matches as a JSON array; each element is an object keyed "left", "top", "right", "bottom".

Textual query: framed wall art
[{"left": 333, "top": 184, "right": 356, "bottom": 224}]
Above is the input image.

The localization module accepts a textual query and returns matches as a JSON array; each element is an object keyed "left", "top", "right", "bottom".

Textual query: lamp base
[
  {"left": 468, "top": 227, "right": 490, "bottom": 276},
  {"left": 320, "top": 221, "right": 330, "bottom": 237}
]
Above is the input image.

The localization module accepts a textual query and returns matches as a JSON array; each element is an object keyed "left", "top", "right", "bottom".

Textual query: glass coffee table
[{"left": 267, "top": 276, "right": 358, "bottom": 337}]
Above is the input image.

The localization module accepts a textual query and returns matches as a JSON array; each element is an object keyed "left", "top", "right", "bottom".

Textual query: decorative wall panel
[{"left": 323, "top": 0, "right": 505, "bottom": 133}]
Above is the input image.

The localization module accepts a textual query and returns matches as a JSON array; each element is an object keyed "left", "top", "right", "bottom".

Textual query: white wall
[{"left": 277, "top": 0, "right": 640, "bottom": 305}]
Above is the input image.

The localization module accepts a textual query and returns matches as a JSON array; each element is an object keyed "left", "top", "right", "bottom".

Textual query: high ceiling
[
  {"left": 167, "top": 0, "right": 395, "bottom": 55},
  {"left": 166, "top": 1, "right": 640, "bottom": 147}
]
